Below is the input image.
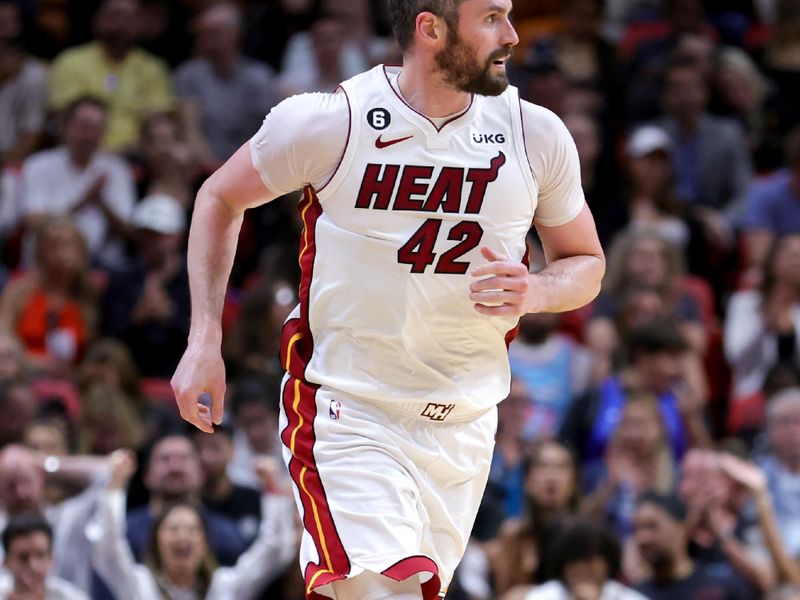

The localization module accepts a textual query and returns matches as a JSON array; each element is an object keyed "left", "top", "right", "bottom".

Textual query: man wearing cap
[
  {"left": 101, "top": 194, "right": 190, "bottom": 377},
  {"left": 633, "top": 491, "right": 752, "bottom": 600}
]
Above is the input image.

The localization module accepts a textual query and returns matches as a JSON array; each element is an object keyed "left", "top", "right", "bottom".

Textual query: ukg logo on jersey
[{"left": 471, "top": 132, "right": 506, "bottom": 145}]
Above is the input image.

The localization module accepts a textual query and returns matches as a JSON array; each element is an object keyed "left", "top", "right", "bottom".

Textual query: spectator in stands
[
  {"left": 278, "top": 12, "right": 369, "bottom": 96},
  {"left": 528, "top": 0, "right": 619, "bottom": 95},
  {"left": 713, "top": 47, "right": 791, "bottom": 172},
  {"left": 48, "top": 0, "right": 174, "bottom": 151},
  {"left": 508, "top": 313, "right": 592, "bottom": 438},
  {"left": 503, "top": 517, "right": 647, "bottom": 600},
  {"left": 175, "top": 2, "right": 279, "bottom": 164},
  {"left": 489, "top": 379, "right": 531, "bottom": 520},
  {"left": 223, "top": 277, "right": 298, "bottom": 380},
  {"left": 77, "top": 338, "right": 141, "bottom": 402},
  {"left": 128, "top": 434, "right": 246, "bottom": 566},
  {"left": 102, "top": 194, "right": 190, "bottom": 378},
  {"left": 621, "top": 125, "right": 692, "bottom": 248},
  {"left": 134, "top": 111, "right": 202, "bottom": 207},
  {"left": 563, "top": 112, "right": 625, "bottom": 248},
  {"left": 762, "top": 0, "right": 800, "bottom": 113},
  {"left": 656, "top": 57, "right": 753, "bottom": 237},
  {"left": 489, "top": 441, "right": 580, "bottom": 595},
  {"left": 0, "top": 378, "right": 36, "bottom": 448},
  {"left": 0, "top": 444, "right": 118, "bottom": 591},
  {"left": 725, "top": 234, "right": 800, "bottom": 403},
  {"left": 78, "top": 384, "right": 144, "bottom": 455},
  {"left": 226, "top": 377, "right": 283, "bottom": 490},
  {"left": 586, "top": 231, "right": 707, "bottom": 380},
  {"left": 720, "top": 452, "right": 800, "bottom": 586},
  {"left": 741, "top": 129, "right": 800, "bottom": 285},
  {"left": 580, "top": 394, "right": 677, "bottom": 538},
  {"left": 21, "top": 97, "right": 136, "bottom": 269},
  {"left": 0, "top": 332, "right": 28, "bottom": 381},
  {"left": 633, "top": 492, "right": 752, "bottom": 599},
  {"left": 0, "top": 219, "right": 98, "bottom": 374},
  {"left": 678, "top": 449, "right": 774, "bottom": 595},
  {"left": 23, "top": 418, "right": 74, "bottom": 506},
  {"left": 678, "top": 450, "right": 774, "bottom": 595},
  {"left": 561, "top": 320, "right": 712, "bottom": 470},
  {"left": 92, "top": 449, "right": 296, "bottom": 600},
  {"left": 757, "top": 388, "right": 800, "bottom": 559},
  {"left": 0, "top": 0, "right": 47, "bottom": 164},
  {"left": 193, "top": 423, "right": 263, "bottom": 546},
  {"left": 0, "top": 512, "right": 89, "bottom": 599}
]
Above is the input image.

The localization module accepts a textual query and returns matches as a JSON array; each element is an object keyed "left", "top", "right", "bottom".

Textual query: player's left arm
[
  {"left": 469, "top": 206, "right": 604, "bottom": 316},
  {"left": 470, "top": 102, "right": 604, "bottom": 317}
]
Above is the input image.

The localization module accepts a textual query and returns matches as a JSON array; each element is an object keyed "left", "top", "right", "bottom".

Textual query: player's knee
[{"left": 331, "top": 570, "right": 423, "bottom": 600}]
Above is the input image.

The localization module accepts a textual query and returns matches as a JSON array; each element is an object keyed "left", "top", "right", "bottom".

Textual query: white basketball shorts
[{"left": 278, "top": 373, "right": 498, "bottom": 600}]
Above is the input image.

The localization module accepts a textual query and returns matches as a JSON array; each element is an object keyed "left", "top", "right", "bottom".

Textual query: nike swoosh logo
[{"left": 375, "top": 135, "right": 413, "bottom": 149}]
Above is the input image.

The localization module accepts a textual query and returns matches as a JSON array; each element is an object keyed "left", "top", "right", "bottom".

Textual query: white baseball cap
[
  {"left": 131, "top": 194, "right": 186, "bottom": 235},
  {"left": 626, "top": 125, "right": 672, "bottom": 159}
]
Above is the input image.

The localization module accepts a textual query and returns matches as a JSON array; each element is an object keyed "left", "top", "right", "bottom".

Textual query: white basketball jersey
[{"left": 285, "top": 65, "right": 539, "bottom": 412}]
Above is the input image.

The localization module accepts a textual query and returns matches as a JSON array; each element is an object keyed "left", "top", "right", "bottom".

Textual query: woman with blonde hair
[{"left": 0, "top": 218, "right": 97, "bottom": 374}]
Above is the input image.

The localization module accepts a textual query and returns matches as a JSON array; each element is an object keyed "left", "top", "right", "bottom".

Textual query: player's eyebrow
[{"left": 486, "top": 2, "right": 511, "bottom": 15}]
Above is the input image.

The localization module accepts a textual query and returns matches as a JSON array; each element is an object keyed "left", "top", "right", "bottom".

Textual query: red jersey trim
[
  {"left": 381, "top": 555, "right": 442, "bottom": 600},
  {"left": 279, "top": 188, "right": 350, "bottom": 598}
]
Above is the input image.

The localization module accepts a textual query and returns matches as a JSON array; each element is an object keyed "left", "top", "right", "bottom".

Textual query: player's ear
[{"left": 416, "top": 11, "right": 446, "bottom": 49}]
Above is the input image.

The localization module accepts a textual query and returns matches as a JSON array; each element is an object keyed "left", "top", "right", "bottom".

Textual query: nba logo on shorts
[{"left": 329, "top": 400, "right": 341, "bottom": 420}]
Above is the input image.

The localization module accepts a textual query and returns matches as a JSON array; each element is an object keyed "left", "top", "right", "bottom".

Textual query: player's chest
[{"left": 323, "top": 113, "right": 536, "bottom": 230}]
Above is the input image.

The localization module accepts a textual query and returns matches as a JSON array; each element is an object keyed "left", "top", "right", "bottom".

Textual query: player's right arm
[
  {"left": 171, "top": 143, "right": 281, "bottom": 433},
  {"left": 172, "top": 91, "right": 349, "bottom": 433}
]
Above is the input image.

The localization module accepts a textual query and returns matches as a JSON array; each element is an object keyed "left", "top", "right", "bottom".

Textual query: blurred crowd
[{"left": 1, "top": 0, "right": 800, "bottom": 599}]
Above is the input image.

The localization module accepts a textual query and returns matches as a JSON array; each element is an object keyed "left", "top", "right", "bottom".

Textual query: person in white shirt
[
  {"left": 91, "top": 449, "right": 297, "bottom": 600},
  {"left": 21, "top": 96, "right": 135, "bottom": 269},
  {"left": 0, "top": 512, "right": 89, "bottom": 600}
]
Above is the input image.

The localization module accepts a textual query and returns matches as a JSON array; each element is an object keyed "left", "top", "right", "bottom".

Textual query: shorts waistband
[{"left": 379, "top": 400, "right": 494, "bottom": 423}]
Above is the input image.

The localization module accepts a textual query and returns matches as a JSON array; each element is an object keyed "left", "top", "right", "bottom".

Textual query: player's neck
[{"left": 396, "top": 61, "right": 471, "bottom": 119}]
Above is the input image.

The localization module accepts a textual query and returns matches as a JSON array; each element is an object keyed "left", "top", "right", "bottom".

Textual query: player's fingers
[
  {"left": 480, "top": 246, "right": 508, "bottom": 262},
  {"left": 176, "top": 396, "right": 213, "bottom": 433},
  {"left": 473, "top": 302, "right": 521, "bottom": 317},
  {"left": 210, "top": 382, "right": 226, "bottom": 425},
  {"left": 469, "top": 276, "right": 528, "bottom": 293},
  {"left": 469, "top": 290, "right": 522, "bottom": 305},
  {"left": 470, "top": 261, "right": 528, "bottom": 278}
]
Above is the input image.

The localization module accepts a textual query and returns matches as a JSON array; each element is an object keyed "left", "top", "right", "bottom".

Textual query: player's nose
[{"left": 502, "top": 17, "right": 519, "bottom": 47}]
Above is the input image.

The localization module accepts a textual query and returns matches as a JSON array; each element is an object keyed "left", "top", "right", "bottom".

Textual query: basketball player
[{"left": 172, "top": 1, "right": 605, "bottom": 598}]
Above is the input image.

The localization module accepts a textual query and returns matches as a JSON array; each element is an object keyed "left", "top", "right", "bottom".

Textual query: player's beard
[{"left": 435, "top": 29, "right": 512, "bottom": 96}]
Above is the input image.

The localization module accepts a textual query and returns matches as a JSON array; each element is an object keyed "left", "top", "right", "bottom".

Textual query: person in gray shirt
[{"left": 174, "top": 2, "right": 279, "bottom": 164}]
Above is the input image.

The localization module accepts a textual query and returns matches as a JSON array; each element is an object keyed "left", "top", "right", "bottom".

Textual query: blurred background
[{"left": 1, "top": 0, "right": 800, "bottom": 598}]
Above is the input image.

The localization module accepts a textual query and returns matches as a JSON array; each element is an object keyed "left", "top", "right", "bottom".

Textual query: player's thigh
[{"left": 331, "top": 570, "right": 423, "bottom": 600}]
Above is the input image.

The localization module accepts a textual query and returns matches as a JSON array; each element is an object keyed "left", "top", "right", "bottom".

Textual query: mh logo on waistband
[{"left": 421, "top": 403, "right": 456, "bottom": 421}]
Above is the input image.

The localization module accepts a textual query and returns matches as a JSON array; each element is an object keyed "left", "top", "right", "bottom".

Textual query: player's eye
[{"left": 486, "top": 14, "right": 496, "bottom": 23}]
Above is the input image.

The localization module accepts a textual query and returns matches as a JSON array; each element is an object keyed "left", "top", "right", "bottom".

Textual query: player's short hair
[
  {"left": 388, "top": 0, "right": 465, "bottom": 51},
  {"left": 2, "top": 513, "right": 53, "bottom": 554}
]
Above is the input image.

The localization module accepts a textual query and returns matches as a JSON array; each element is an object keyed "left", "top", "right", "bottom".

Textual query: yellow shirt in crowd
[{"left": 49, "top": 42, "right": 174, "bottom": 151}]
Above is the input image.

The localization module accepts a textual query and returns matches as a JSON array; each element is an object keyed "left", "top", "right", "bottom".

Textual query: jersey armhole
[
  {"left": 510, "top": 93, "right": 539, "bottom": 217},
  {"left": 315, "top": 86, "right": 357, "bottom": 197}
]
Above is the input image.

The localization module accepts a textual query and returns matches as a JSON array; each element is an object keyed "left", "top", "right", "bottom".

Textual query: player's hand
[
  {"left": 469, "top": 246, "right": 535, "bottom": 316},
  {"left": 171, "top": 337, "right": 226, "bottom": 433}
]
